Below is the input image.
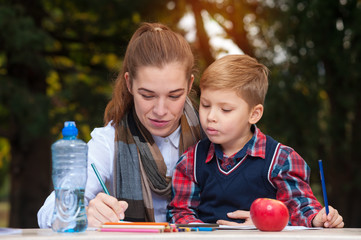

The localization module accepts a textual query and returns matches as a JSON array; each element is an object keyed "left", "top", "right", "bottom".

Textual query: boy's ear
[{"left": 249, "top": 104, "right": 264, "bottom": 124}]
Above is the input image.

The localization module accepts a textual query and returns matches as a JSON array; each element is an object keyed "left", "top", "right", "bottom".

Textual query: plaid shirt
[{"left": 168, "top": 125, "right": 322, "bottom": 227}]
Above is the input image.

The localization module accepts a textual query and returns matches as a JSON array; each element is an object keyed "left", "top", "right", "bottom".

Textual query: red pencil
[{"left": 103, "top": 222, "right": 169, "bottom": 226}]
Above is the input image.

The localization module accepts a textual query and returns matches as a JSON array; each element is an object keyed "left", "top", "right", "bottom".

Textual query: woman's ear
[
  {"left": 188, "top": 74, "right": 194, "bottom": 94},
  {"left": 124, "top": 72, "right": 132, "bottom": 94},
  {"left": 249, "top": 104, "right": 264, "bottom": 124}
]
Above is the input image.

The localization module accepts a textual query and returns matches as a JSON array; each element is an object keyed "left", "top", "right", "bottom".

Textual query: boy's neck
[{"left": 221, "top": 130, "right": 253, "bottom": 157}]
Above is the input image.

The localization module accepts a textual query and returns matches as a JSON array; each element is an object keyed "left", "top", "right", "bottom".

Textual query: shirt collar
[
  {"left": 152, "top": 125, "right": 181, "bottom": 149},
  {"left": 205, "top": 124, "right": 267, "bottom": 163}
]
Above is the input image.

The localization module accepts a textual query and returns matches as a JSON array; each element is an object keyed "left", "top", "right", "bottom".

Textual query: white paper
[{"left": 0, "top": 228, "right": 22, "bottom": 235}]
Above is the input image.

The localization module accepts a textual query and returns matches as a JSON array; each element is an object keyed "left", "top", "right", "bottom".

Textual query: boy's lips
[{"left": 206, "top": 127, "right": 219, "bottom": 135}]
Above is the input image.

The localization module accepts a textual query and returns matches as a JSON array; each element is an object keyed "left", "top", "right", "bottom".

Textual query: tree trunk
[{"left": 9, "top": 136, "right": 51, "bottom": 227}]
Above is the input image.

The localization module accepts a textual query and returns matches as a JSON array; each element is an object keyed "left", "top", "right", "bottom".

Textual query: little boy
[{"left": 168, "top": 54, "right": 344, "bottom": 228}]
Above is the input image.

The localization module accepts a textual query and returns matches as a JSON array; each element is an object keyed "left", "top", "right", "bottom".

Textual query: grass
[{"left": 0, "top": 201, "right": 9, "bottom": 227}]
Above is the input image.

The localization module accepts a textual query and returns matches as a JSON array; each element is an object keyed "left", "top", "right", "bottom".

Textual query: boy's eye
[
  {"left": 222, "top": 109, "right": 232, "bottom": 112},
  {"left": 201, "top": 103, "right": 210, "bottom": 108}
]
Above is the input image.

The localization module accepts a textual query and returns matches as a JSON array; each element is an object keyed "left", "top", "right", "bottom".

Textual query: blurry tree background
[{"left": 0, "top": 0, "right": 360, "bottom": 228}]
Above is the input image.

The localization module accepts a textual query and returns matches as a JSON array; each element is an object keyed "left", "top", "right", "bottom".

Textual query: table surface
[{"left": 0, "top": 228, "right": 360, "bottom": 240}]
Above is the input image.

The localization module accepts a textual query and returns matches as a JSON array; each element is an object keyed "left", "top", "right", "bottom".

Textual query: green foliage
[
  {"left": 0, "top": 0, "right": 179, "bottom": 227},
  {"left": 2, "top": 0, "right": 361, "bottom": 227},
  {"left": 0, "top": 138, "right": 10, "bottom": 194},
  {"left": 258, "top": 0, "right": 361, "bottom": 227},
  {"left": 0, "top": 5, "right": 51, "bottom": 142},
  {"left": 186, "top": 0, "right": 361, "bottom": 227}
]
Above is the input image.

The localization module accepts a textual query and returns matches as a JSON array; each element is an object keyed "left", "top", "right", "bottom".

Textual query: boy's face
[{"left": 199, "top": 88, "right": 261, "bottom": 156}]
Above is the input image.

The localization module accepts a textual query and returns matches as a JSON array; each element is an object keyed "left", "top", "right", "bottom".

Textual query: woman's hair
[
  {"left": 104, "top": 22, "right": 195, "bottom": 126},
  {"left": 200, "top": 54, "right": 269, "bottom": 108}
]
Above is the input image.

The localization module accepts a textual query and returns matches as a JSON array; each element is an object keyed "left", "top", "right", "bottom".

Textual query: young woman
[{"left": 38, "top": 22, "right": 202, "bottom": 228}]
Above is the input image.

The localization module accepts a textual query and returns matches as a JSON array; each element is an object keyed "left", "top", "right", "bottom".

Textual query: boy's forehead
[
  {"left": 201, "top": 87, "right": 246, "bottom": 101},
  {"left": 201, "top": 87, "right": 239, "bottom": 96}
]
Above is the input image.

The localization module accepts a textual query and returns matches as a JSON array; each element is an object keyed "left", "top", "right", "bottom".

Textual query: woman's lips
[{"left": 149, "top": 118, "right": 169, "bottom": 128}]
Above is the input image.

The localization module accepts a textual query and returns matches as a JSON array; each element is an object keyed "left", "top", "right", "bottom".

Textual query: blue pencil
[
  {"left": 91, "top": 163, "right": 110, "bottom": 195},
  {"left": 318, "top": 160, "right": 329, "bottom": 215}
]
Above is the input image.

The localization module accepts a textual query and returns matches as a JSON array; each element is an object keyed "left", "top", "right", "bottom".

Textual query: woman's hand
[
  {"left": 312, "top": 206, "right": 344, "bottom": 228},
  {"left": 216, "top": 210, "right": 254, "bottom": 226},
  {"left": 86, "top": 192, "right": 128, "bottom": 227}
]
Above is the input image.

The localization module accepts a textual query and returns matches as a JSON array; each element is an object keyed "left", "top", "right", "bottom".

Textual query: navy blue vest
[{"left": 195, "top": 136, "right": 278, "bottom": 223}]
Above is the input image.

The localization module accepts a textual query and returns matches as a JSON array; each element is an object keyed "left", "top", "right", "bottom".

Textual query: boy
[{"left": 168, "top": 55, "right": 344, "bottom": 228}]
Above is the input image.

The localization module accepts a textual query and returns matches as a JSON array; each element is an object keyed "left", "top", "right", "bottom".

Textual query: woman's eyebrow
[
  {"left": 137, "top": 88, "right": 185, "bottom": 93},
  {"left": 138, "top": 88, "right": 153, "bottom": 93},
  {"left": 169, "top": 88, "right": 185, "bottom": 94}
]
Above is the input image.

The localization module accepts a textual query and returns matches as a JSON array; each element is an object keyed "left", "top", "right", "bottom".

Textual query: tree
[
  {"left": 264, "top": 0, "right": 361, "bottom": 227},
  {"left": 0, "top": 0, "right": 172, "bottom": 227},
  {"left": 184, "top": 0, "right": 361, "bottom": 227}
]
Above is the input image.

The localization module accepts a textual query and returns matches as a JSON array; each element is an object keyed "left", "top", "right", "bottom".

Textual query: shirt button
[{"left": 164, "top": 139, "right": 169, "bottom": 143}]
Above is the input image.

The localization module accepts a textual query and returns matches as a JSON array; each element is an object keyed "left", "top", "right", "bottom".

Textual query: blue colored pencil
[{"left": 318, "top": 159, "right": 329, "bottom": 215}]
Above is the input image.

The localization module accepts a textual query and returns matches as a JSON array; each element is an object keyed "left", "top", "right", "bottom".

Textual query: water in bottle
[{"left": 51, "top": 121, "right": 88, "bottom": 232}]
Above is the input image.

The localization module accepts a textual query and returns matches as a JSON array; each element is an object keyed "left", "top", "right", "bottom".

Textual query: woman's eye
[
  {"left": 201, "top": 103, "right": 210, "bottom": 108},
  {"left": 169, "top": 95, "right": 181, "bottom": 99},
  {"left": 142, "top": 94, "right": 154, "bottom": 99},
  {"left": 222, "top": 109, "right": 232, "bottom": 112}
]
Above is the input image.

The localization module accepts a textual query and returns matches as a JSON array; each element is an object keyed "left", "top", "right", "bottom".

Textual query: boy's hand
[
  {"left": 216, "top": 210, "right": 253, "bottom": 226},
  {"left": 312, "top": 205, "right": 344, "bottom": 228}
]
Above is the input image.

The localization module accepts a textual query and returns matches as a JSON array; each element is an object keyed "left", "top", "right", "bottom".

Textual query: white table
[{"left": 1, "top": 228, "right": 360, "bottom": 240}]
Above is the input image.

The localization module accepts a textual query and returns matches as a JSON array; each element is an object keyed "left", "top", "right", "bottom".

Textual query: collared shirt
[
  {"left": 215, "top": 139, "right": 250, "bottom": 171},
  {"left": 168, "top": 125, "right": 322, "bottom": 227},
  {"left": 151, "top": 126, "right": 181, "bottom": 221},
  {"left": 153, "top": 126, "right": 181, "bottom": 178},
  {"left": 37, "top": 123, "right": 181, "bottom": 228}
]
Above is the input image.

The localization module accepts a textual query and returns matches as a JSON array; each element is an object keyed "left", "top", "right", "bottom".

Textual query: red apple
[{"left": 250, "top": 198, "right": 289, "bottom": 231}]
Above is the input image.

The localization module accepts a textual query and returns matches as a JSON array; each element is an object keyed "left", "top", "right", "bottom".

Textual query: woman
[{"left": 38, "top": 22, "right": 202, "bottom": 228}]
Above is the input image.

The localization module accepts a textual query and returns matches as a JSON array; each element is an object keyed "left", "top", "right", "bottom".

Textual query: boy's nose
[{"left": 207, "top": 108, "right": 217, "bottom": 122}]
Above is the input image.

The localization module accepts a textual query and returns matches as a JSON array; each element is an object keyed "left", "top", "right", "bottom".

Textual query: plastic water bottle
[{"left": 51, "top": 121, "right": 88, "bottom": 232}]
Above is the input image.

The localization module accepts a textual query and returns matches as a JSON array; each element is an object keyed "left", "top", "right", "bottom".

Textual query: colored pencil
[
  {"left": 101, "top": 225, "right": 166, "bottom": 229},
  {"left": 91, "top": 163, "right": 110, "bottom": 195},
  {"left": 318, "top": 159, "right": 329, "bottom": 215},
  {"left": 99, "top": 228, "right": 161, "bottom": 233},
  {"left": 103, "top": 222, "right": 169, "bottom": 226}
]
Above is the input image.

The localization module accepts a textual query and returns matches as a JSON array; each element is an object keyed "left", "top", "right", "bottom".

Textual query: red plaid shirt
[{"left": 168, "top": 125, "right": 322, "bottom": 227}]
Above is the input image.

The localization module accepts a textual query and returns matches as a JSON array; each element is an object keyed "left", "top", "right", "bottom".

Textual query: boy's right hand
[
  {"left": 312, "top": 205, "right": 344, "bottom": 228},
  {"left": 86, "top": 192, "right": 128, "bottom": 227}
]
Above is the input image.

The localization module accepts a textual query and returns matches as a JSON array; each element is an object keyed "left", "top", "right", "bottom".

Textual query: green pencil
[{"left": 91, "top": 163, "right": 110, "bottom": 195}]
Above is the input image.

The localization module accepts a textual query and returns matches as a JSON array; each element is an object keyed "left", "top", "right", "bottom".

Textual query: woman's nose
[{"left": 153, "top": 98, "right": 168, "bottom": 116}]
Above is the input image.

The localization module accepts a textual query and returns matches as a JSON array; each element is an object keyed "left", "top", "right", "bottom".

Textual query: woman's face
[{"left": 126, "top": 62, "right": 193, "bottom": 137}]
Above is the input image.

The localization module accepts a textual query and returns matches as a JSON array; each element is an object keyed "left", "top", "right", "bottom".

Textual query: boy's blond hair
[{"left": 200, "top": 54, "right": 269, "bottom": 108}]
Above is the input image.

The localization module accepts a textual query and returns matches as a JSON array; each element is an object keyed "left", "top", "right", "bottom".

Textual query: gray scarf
[{"left": 113, "top": 98, "right": 202, "bottom": 222}]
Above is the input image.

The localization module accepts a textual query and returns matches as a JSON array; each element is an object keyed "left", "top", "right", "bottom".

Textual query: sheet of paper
[
  {"left": 217, "top": 225, "right": 257, "bottom": 230},
  {"left": 217, "top": 225, "right": 322, "bottom": 231},
  {"left": 283, "top": 226, "right": 322, "bottom": 231},
  {"left": 0, "top": 228, "right": 22, "bottom": 235}
]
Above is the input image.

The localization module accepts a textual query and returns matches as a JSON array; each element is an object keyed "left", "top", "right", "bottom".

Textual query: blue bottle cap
[{"left": 62, "top": 121, "right": 78, "bottom": 137}]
